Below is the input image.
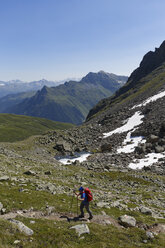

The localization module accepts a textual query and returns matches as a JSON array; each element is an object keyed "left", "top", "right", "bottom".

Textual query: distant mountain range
[
  {"left": 0, "top": 71, "right": 128, "bottom": 124},
  {"left": 0, "top": 78, "right": 80, "bottom": 98}
]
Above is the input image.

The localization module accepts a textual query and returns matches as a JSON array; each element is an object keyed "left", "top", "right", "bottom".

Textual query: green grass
[
  {"left": 0, "top": 217, "right": 164, "bottom": 248},
  {"left": 0, "top": 114, "right": 74, "bottom": 142}
]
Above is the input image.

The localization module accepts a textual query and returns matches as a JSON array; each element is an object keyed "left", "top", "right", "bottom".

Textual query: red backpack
[{"left": 84, "top": 188, "right": 93, "bottom": 202}]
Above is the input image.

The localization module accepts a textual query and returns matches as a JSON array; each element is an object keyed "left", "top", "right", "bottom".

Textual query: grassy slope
[{"left": 0, "top": 114, "right": 74, "bottom": 142}]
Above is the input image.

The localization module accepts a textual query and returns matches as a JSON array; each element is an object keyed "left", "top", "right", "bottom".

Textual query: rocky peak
[{"left": 128, "top": 40, "right": 165, "bottom": 86}]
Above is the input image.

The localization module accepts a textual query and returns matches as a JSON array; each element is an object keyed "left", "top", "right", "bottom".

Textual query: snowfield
[
  {"left": 129, "top": 153, "right": 165, "bottom": 169},
  {"left": 58, "top": 153, "right": 91, "bottom": 165},
  {"left": 117, "top": 131, "right": 146, "bottom": 153},
  {"left": 132, "top": 90, "right": 165, "bottom": 109},
  {"left": 103, "top": 111, "right": 144, "bottom": 138},
  {"left": 102, "top": 90, "right": 165, "bottom": 169}
]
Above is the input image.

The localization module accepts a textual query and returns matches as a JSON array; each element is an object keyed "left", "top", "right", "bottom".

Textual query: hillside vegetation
[{"left": 0, "top": 114, "right": 74, "bottom": 142}]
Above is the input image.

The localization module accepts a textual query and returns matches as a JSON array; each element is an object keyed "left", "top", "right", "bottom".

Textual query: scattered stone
[
  {"left": 96, "top": 202, "right": 109, "bottom": 208},
  {"left": 24, "top": 170, "right": 36, "bottom": 176},
  {"left": 118, "top": 215, "right": 136, "bottom": 227},
  {"left": 149, "top": 135, "right": 159, "bottom": 143},
  {"left": 1, "top": 208, "right": 6, "bottom": 215},
  {"left": 45, "top": 171, "right": 52, "bottom": 175},
  {"left": 0, "top": 202, "right": 3, "bottom": 212},
  {"left": 139, "top": 206, "right": 153, "bottom": 215},
  {"left": 10, "top": 219, "right": 34, "bottom": 236},
  {"left": 100, "top": 144, "right": 112, "bottom": 152},
  {"left": 143, "top": 240, "right": 148, "bottom": 244},
  {"left": 70, "top": 224, "right": 90, "bottom": 237},
  {"left": 13, "top": 240, "right": 21, "bottom": 245},
  {"left": 146, "top": 231, "right": 155, "bottom": 239},
  {"left": 46, "top": 206, "right": 55, "bottom": 215},
  {"left": 155, "top": 146, "right": 164, "bottom": 153},
  {"left": 0, "top": 176, "right": 9, "bottom": 181},
  {"left": 103, "top": 220, "right": 112, "bottom": 225},
  {"left": 30, "top": 221, "right": 35, "bottom": 224}
]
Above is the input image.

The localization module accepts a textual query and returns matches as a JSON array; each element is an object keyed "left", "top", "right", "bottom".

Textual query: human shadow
[{"left": 60, "top": 215, "right": 88, "bottom": 223}]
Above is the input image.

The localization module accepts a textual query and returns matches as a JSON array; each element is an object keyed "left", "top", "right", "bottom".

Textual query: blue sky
[{"left": 0, "top": 0, "right": 165, "bottom": 81}]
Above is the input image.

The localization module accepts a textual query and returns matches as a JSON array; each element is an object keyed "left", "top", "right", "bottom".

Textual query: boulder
[
  {"left": 155, "top": 146, "right": 164, "bottom": 153},
  {"left": 96, "top": 202, "right": 110, "bottom": 208},
  {"left": 0, "top": 176, "right": 9, "bottom": 181},
  {"left": 146, "top": 231, "right": 155, "bottom": 239},
  {"left": 100, "top": 144, "right": 112, "bottom": 152},
  {"left": 139, "top": 206, "right": 153, "bottom": 215},
  {"left": 70, "top": 224, "right": 90, "bottom": 237},
  {"left": 118, "top": 215, "right": 136, "bottom": 227},
  {"left": 149, "top": 135, "right": 159, "bottom": 143},
  {"left": 24, "top": 170, "right": 36, "bottom": 176},
  {"left": 54, "top": 139, "right": 72, "bottom": 153},
  {"left": 10, "top": 219, "right": 34, "bottom": 236}
]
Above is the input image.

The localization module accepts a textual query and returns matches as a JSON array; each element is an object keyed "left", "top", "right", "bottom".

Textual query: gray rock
[
  {"left": 0, "top": 176, "right": 9, "bottom": 181},
  {"left": 24, "top": 170, "right": 36, "bottom": 176},
  {"left": 149, "top": 135, "right": 159, "bottom": 143},
  {"left": 119, "top": 215, "right": 136, "bottom": 227},
  {"left": 146, "top": 231, "right": 155, "bottom": 239},
  {"left": 96, "top": 202, "right": 110, "bottom": 208},
  {"left": 100, "top": 143, "right": 112, "bottom": 152},
  {"left": 44, "top": 171, "right": 52, "bottom": 175},
  {"left": 155, "top": 146, "right": 164, "bottom": 153},
  {"left": 0, "top": 202, "right": 3, "bottom": 212},
  {"left": 54, "top": 139, "right": 72, "bottom": 152},
  {"left": 10, "top": 219, "right": 34, "bottom": 236},
  {"left": 70, "top": 224, "right": 90, "bottom": 237},
  {"left": 140, "top": 206, "right": 153, "bottom": 215},
  {"left": 1, "top": 208, "right": 6, "bottom": 215}
]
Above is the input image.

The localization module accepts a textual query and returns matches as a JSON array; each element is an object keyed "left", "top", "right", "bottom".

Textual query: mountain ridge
[
  {"left": 4, "top": 71, "right": 127, "bottom": 124},
  {"left": 86, "top": 41, "right": 165, "bottom": 121}
]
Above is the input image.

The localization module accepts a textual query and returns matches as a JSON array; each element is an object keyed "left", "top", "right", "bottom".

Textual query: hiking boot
[
  {"left": 88, "top": 215, "right": 93, "bottom": 220},
  {"left": 78, "top": 215, "right": 84, "bottom": 218}
]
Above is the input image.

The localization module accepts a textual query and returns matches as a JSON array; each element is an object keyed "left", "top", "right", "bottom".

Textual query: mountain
[
  {"left": 0, "top": 44, "right": 165, "bottom": 247},
  {"left": 4, "top": 71, "right": 128, "bottom": 124},
  {"left": 44, "top": 40, "right": 165, "bottom": 174},
  {"left": 0, "top": 91, "right": 36, "bottom": 112},
  {"left": 87, "top": 40, "right": 165, "bottom": 121},
  {"left": 0, "top": 79, "right": 65, "bottom": 98}
]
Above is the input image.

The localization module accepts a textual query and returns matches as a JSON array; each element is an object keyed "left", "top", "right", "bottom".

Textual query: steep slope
[
  {"left": 87, "top": 40, "right": 165, "bottom": 120},
  {"left": 0, "top": 91, "right": 36, "bottom": 112},
  {"left": 6, "top": 72, "right": 127, "bottom": 124}
]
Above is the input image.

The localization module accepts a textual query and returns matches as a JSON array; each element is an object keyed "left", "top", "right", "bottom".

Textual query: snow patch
[
  {"left": 58, "top": 153, "right": 91, "bottom": 165},
  {"left": 117, "top": 131, "right": 146, "bottom": 153},
  {"left": 132, "top": 90, "right": 165, "bottom": 109},
  {"left": 103, "top": 111, "right": 144, "bottom": 138},
  {"left": 129, "top": 153, "right": 165, "bottom": 169}
]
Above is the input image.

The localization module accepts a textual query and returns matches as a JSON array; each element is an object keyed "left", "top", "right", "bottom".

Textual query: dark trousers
[{"left": 80, "top": 201, "right": 93, "bottom": 217}]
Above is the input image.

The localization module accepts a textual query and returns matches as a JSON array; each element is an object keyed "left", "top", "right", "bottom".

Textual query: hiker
[{"left": 74, "top": 186, "right": 93, "bottom": 220}]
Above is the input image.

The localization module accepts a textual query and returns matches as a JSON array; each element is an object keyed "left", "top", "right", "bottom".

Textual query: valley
[{"left": 0, "top": 42, "right": 165, "bottom": 247}]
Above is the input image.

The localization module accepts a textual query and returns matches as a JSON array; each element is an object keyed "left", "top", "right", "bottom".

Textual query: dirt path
[{"left": 0, "top": 210, "right": 122, "bottom": 228}]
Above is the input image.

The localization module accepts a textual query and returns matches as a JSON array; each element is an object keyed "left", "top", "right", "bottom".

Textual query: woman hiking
[{"left": 75, "top": 186, "right": 93, "bottom": 220}]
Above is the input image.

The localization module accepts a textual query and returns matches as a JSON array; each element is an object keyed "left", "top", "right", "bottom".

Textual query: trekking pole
[
  {"left": 77, "top": 197, "right": 78, "bottom": 216},
  {"left": 69, "top": 193, "right": 74, "bottom": 214}
]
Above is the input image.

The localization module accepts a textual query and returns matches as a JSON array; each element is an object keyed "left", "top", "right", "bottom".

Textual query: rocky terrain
[{"left": 0, "top": 42, "right": 165, "bottom": 247}]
